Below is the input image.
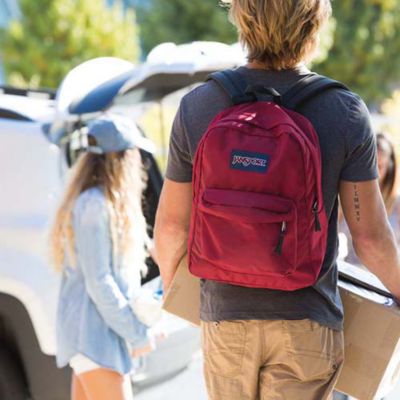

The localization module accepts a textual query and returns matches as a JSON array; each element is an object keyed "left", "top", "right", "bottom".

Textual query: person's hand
[
  {"left": 162, "top": 279, "right": 173, "bottom": 299},
  {"left": 131, "top": 343, "right": 152, "bottom": 358},
  {"left": 154, "top": 332, "right": 166, "bottom": 344},
  {"left": 131, "top": 332, "right": 167, "bottom": 358}
]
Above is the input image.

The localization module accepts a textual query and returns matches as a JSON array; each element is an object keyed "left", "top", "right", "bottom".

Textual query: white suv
[
  {"left": 0, "top": 42, "right": 245, "bottom": 400},
  {"left": 0, "top": 83, "right": 203, "bottom": 399}
]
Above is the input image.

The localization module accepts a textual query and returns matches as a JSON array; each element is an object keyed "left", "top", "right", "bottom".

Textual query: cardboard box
[
  {"left": 163, "top": 255, "right": 200, "bottom": 326},
  {"left": 163, "top": 258, "right": 400, "bottom": 400},
  {"left": 336, "top": 280, "right": 400, "bottom": 400}
]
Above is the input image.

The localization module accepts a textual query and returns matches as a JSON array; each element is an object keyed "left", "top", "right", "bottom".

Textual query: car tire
[{"left": 0, "top": 346, "right": 28, "bottom": 400}]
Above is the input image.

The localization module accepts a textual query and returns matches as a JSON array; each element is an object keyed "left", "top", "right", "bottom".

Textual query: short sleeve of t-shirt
[
  {"left": 165, "top": 103, "right": 193, "bottom": 183},
  {"left": 166, "top": 90, "right": 378, "bottom": 184},
  {"left": 340, "top": 96, "right": 378, "bottom": 181}
]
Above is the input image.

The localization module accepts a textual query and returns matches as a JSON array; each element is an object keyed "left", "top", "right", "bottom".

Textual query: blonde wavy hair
[
  {"left": 50, "top": 147, "right": 148, "bottom": 273},
  {"left": 221, "top": 0, "right": 332, "bottom": 70}
]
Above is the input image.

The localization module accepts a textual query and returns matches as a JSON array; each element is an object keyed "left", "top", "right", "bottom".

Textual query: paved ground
[
  {"left": 135, "top": 351, "right": 207, "bottom": 400},
  {"left": 135, "top": 350, "right": 400, "bottom": 400}
]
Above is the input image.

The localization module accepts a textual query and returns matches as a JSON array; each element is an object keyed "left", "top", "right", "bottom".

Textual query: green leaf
[{"left": 0, "top": 0, "right": 140, "bottom": 88}]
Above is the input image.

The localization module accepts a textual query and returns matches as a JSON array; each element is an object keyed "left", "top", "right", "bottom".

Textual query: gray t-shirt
[{"left": 166, "top": 65, "right": 378, "bottom": 331}]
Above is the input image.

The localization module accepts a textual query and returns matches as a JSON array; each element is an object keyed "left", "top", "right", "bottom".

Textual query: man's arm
[
  {"left": 340, "top": 179, "right": 400, "bottom": 298},
  {"left": 154, "top": 179, "right": 192, "bottom": 293}
]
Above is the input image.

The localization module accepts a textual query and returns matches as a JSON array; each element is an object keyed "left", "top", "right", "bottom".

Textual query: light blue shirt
[{"left": 56, "top": 187, "right": 149, "bottom": 374}]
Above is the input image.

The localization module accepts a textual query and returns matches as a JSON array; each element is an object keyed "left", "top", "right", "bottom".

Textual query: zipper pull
[
  {"left": 313, "top": 201, "right": 321, "bottom": 231},
  {"left": 274, "top": 221, "right": 287, "bottom": 255}
]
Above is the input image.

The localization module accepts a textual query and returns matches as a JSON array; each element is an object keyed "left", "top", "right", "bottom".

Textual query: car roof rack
[{"left": 0, "top": 85, "right": 56, "bottom": 100}]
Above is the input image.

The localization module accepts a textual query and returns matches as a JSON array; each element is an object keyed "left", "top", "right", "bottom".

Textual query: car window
[{"left": 0, "top": 109, "right": 32, "bottom": 121}]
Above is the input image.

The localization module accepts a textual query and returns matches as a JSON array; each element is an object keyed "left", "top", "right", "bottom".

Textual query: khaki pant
[{"left": 201, "top": 319, "right": 344, "bottom": 400}]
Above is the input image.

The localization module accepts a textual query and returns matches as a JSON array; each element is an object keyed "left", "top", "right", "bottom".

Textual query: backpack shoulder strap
[
  {"left": 209, "top": 70, "right": 349, "bottom": 109},
  {"left": 207, "top": 69, "right": 255, "bottom": 105},
  {"left": 282, "top": 74, "right": 349, "bottom": 110}
]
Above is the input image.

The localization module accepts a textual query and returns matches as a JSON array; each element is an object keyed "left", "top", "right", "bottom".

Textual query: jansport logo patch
[{"left": 230, "top": 150, "right": 270, "bottom": 173}]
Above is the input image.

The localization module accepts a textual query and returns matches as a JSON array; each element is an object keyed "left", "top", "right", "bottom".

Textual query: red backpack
[{"left": 188, "top": 70, "right": 348, "bottom": 290}]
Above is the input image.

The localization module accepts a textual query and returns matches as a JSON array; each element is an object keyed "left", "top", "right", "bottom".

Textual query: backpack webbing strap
[
  {"left": 209, "top": 70, "right": 349, "bottom": 110},
  {"left": 282, "top": 74, "right": 349, "bottom": 110},
  {"left": 208, "top": 70, "right": 255, "bottom": 105}
]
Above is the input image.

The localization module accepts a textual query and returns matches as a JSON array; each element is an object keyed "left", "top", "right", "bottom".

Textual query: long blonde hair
[{"left": 50, "top": 148, "right": 148, "bottom": 273}]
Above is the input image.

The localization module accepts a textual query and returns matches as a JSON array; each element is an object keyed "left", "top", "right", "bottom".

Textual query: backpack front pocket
[{"left": 193, "top": 188, "right": 297, "bottom": 276}]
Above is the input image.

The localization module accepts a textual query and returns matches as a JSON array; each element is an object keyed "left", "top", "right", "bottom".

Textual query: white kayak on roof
[{"left": 45, "top": 41, "right": 246, "bottom": 143}]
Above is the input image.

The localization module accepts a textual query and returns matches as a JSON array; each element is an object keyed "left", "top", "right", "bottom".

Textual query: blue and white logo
[{"left": 230, "top": 150, "right": 270, "bottom": 173}]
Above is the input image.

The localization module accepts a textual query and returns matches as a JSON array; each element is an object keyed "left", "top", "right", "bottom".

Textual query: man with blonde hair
[{"left": 155, "top": 1, "right": 400, "bottom": 399}]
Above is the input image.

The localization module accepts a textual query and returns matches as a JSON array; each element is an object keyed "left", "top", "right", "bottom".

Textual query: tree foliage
[
  {"left": 139, "top": 0, "right": 400, "bottom": 106},
  {"left": 0, "top": 0, "right": 140, "bottom": 88},
  {"left": 381, "top": 90, "right": 400, "bottom": 152},
  {"left": 138, "top": 0, "right": 237, "bottom": 55},
  {"left": 315, "top": 0, "right": 400, "bottom": 105}
]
